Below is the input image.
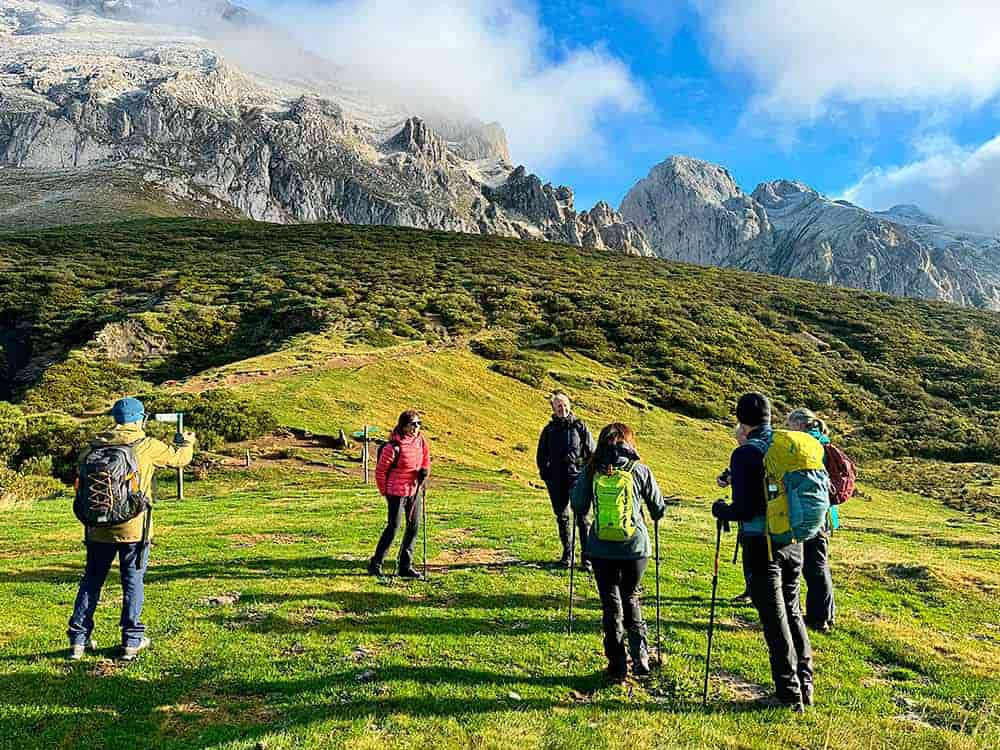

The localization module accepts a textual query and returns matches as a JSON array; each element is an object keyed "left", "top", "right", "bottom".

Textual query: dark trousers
[
  {"left": 743, "top": 536, "right": 813, "bottom": 703},
  {"left": 68, "top": 541, "right": 150, "bottom": 648},
  {"left": 803, "top": 531, "right": 836, "bottom": 626},
  {"left": 371, "top": 495, "right": 421, "bottom": 571},
  {"left": 546, "top": 476, "right": 589, "bottom": 562},
  {"left": 591, "top": 557, "right": 649, "bottom": 670}
]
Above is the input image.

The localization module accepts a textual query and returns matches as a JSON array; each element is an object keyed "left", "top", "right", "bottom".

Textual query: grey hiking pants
[
  {"left": 371, "top": 494, "right": 421, "bottom": 571},
  {"left": 592, "top": 557, "right": 649, "bottom": 671},
  {"left": 743, "top": 536, "right": 813, "bottom": 704},
  {"left": 546, "top": 475, "right": 589, "bottom": 562},
  {"left": 803, "top": 530, "right": 836, "bottom": 626}
]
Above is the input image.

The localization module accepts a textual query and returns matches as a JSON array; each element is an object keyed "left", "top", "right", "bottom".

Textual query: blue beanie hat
[{"left": 110, "top": 397, "right": 145, "bottom": 424}]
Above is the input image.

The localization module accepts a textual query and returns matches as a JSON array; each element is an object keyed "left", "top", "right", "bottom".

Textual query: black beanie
[{"left": 736, "top": 392, "right": 771, "bottom": 427}]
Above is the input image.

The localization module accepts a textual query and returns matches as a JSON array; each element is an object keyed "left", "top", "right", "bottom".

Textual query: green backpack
[{"left": 592, "top": 461, "right": 638, "bottom": 542}]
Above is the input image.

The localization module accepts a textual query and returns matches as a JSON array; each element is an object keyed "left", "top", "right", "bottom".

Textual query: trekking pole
[
  {"left": 703, "top": 516, "right": 729, "bottom": 706},
  {"left": 421, "top": 483, "right": 428, "bottom": 581},
  {"left": 654, "top": 519, "right": 662, "bottom": 666},
  {"left": 567, "top": 511, "right": 577, "bottom": 635}
]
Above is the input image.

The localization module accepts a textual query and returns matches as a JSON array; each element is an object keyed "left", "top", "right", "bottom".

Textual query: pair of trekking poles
[{"left": 566, "top": 515, "right": 663, "bottom": 672}]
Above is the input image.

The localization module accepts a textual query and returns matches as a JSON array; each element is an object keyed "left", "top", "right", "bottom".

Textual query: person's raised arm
[{"left": 147, "top": 433, "right": 195, "bottom": 469}]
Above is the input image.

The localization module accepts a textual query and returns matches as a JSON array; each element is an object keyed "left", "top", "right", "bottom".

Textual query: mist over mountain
[{"left": 0, "top": 0, "right": 650, "bottom": 254}]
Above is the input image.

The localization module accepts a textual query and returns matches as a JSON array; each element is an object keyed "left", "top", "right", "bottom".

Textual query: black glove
[
  {"left": 711, "top": 499, "right": 729, "bottom": 520},
  {"left": 416, "top": 468, "right": 429, "bottom": 483}
]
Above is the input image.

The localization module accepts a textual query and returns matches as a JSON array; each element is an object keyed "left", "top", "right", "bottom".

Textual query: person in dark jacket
[
  {"left": 717, "top": 424, "right": 752, "bottom": 605},
  {"left": 536, "top": 391, "right": 595, "bottom": 569},
  {"left": 787, "top": 407, "right": 837, "bottom": 631},
  {"left": 712, "top": 393, "right": 814, "bottom": 711},
  {"left": 571, "top": 422, "right": 665, "bottom": 682},
  {"left": 368, "top": 410, "right": 430, "bottom": 579}
]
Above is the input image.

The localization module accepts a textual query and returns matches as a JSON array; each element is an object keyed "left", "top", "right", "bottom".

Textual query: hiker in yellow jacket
[{"left": 67, "top": 397, "right": 195, "bottom": 661}]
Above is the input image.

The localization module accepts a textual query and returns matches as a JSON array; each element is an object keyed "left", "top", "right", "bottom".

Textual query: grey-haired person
[{"left": 536, "top": 391, "right": 595, "bottom": 569}]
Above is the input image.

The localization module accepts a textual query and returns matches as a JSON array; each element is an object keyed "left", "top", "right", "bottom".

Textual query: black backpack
[
  {"left": 376, "top": 438, "right": 402, "bottom": 480},
  {"left": 74, "top": 441, "right": 151, "bottom": 528}
]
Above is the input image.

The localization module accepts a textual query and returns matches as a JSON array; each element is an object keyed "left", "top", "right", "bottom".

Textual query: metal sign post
[{"left": 154, "top": 412, "right": 185, "bottom": 500}]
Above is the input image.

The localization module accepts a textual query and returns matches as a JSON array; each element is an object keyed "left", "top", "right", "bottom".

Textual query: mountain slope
[
  {"left": 0, "top": 0, "right": 649, "bottom": 253},
  {"left": 622, "top": 156, "right": 1000, "bottom": 309},
  {"left": 3, "top": 218, "right": 1000, "bottom": 462}
]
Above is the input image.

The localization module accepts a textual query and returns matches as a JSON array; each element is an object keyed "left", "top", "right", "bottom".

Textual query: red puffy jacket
[{"left": 375, "top": 431, "right": 430, "bottom": 498}]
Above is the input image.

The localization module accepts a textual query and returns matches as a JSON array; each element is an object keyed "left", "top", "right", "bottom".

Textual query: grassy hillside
[
  {"left": 1, "top": 345, "right": 997, "bottom": 750},
  {"left": 2, "top": 219, "right": 1000, "bottom": 461}
]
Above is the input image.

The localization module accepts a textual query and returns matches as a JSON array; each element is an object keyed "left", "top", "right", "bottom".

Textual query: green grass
[{"left": 1, "top": 347, "right": 998, "bottom": 750}]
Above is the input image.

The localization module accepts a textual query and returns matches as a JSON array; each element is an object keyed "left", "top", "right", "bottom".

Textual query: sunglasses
[{"left": 407, "top": 421, "right": 421, "bottom": 427}]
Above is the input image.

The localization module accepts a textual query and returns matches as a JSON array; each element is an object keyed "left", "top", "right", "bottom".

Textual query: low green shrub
[
  {"left": 491, "top": 360, "right": 546, "bottom": 389},
  {"left": 0, "top": 401, "right": 26, "bottom": 467},
  {"left": 20, "top": 355, "right": 143, "bottom": 415},
  {"left": 471, "top": 336, "right": 519, "bottom": 361},
  {"left": 136, "top": 389, "right": 277, "bottom": 450},
  {"left": 15, "top": 413, "right": 103, "bottom": 482},
  {"left": 18, "top": 454, "right": 53, "bottom": 477}
]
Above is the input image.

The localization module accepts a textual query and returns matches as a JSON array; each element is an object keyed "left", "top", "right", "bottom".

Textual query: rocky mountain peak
[
  {"left": 751, "top": 180, "right": 819, "bottom": 210},
  {"left": 387, "top": 117, "right": 446, "bottom": 163},
  {"left": 645, "top": 155, "right": 743, "bottom": 204},
  {"left": 622, "top": 154, "right": 1000, "bottom": 309},
  {"left": 620, "top": 155, "right": 771, "bottom": 269}
]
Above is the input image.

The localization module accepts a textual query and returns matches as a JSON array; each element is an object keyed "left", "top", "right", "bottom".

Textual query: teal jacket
[{"left": 570, "top": 445, "right": 666, "bottom": 560}]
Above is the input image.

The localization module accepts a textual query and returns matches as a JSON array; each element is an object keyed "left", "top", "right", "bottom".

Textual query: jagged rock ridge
[
  {"left": 622, "top": 156, "right": 1000, "bottom": 309},
  {"left": 0, "top": 0, "right": 651, "bottom": 255}
]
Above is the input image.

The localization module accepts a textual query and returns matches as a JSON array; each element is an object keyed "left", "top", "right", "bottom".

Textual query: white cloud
[
  {"left": 692, "top": 1, "right": 1000, "bottom": 118},
  {"left": 235, "top": 0, "right": 645, "bottom": 168},
  {"left": 843, "top": 134, "right": 1000, "bottom": 234}
]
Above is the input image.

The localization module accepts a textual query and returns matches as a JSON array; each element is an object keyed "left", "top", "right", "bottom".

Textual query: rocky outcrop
[
  {"left": 622, "top": 156, "right": 1000, "bottom": 309},
  {"left": 620, "top": 156, "right": 770, "bottom": 270},
  {"left": 0, "top": 0, "right": 649, "bottom": 255}
]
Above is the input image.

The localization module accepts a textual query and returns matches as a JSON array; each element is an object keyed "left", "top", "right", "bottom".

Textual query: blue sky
[
  {"left": 529, "top": 1, "right": 1000, "bottom": 221},
  {"left": 244, "top": 1, "right": 1000, "bottom": 233}
]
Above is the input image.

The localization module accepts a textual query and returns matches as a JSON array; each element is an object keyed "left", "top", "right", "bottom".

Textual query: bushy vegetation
[
  {"left": 136, "top": 389, "right": 277, "bottom": 452},
  {"left": 0, "top": 401, "right": 25, "bottom": 466},
  {"left": 2, "top": 219, "right": 1000, "bottom": 460},
  {"left": 13, "top": 413, "right": 104, "bottom": 482}
]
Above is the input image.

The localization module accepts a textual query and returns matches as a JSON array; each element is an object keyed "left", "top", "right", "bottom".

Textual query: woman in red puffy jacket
[{"left": 367, "top": 410, "right": 431, "bottom": 578}]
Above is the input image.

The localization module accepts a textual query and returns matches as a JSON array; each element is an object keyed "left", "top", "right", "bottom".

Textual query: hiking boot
[
  {"left": 398, "top": 567, "right": 424, "bottom": 580},
  {"left": 578, "top": 559, "right": 592, "bottom": 573},
  {"left": 802, "top": 683, "right": 815, "bottom": 707},
  {"left": 605, "top": 664, "right": 628, "bottom": 684},
  {"left": 121, "top": 637, "right": 150, "bottom": 661},
  {"left": 366, "top": 558, "right": 382, "bottom": 576},
  {"left": 558, "top": 552, "right": 573, "bottom": 568},
  {"left": 787, "top": 700, "right": 806, "bottom": 714},
  {"left": 627, "top": 629, "right": 651, "bottom": 676},
  {"left": 731, "top": 589, "right": 752, "bottom": 605},
  {"left": 808, "top": 620, "right": 832, "bottom": 633},
  {"left": 68, "top": 637, "right": 96, "bottom": 661}
]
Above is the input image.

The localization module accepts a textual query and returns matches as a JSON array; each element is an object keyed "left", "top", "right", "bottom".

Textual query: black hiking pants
[
  {"left": 371, "top": 494, "right": 421, "bottom": 572},
  {"left": 743, "top": 536, "right": 813, "bottom": 704},
  {"left": 546, "top": 475, "right": 589, "bottom": 562},
  {"left": 592, "top": 557, "right": 649, "bottom": 672},
  {"left": 803, "top": 530, "right": 836, "bottom": 626}
]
